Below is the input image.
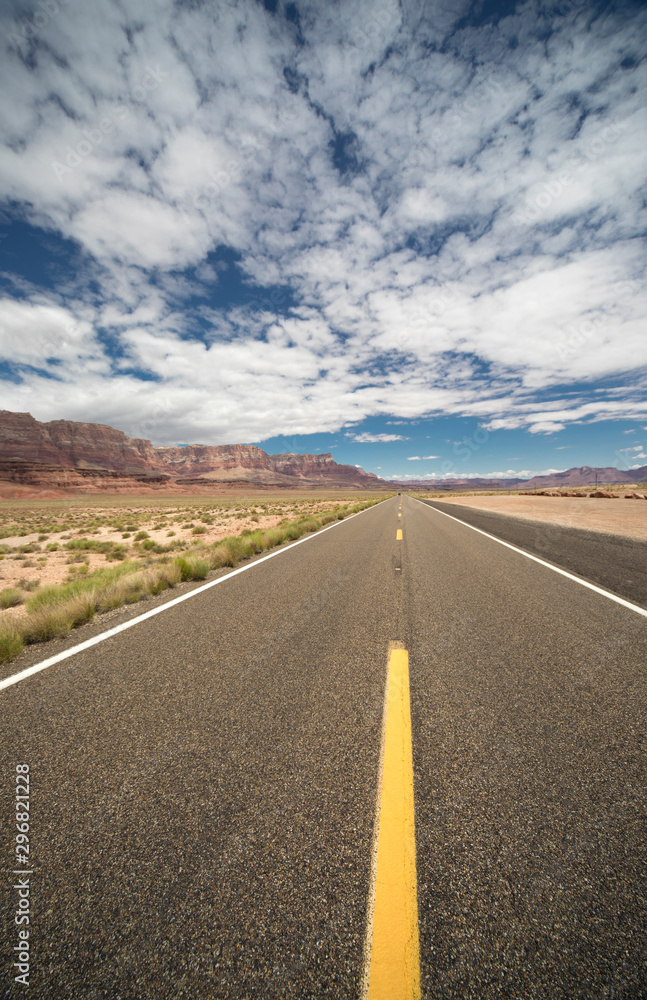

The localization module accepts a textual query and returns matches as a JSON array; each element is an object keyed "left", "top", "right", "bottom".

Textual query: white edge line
[
  {"left": 0, "top": 498, "right": 394, "bottom": 692},
  {"left": 360, "top": 644, "right": 394, "bottom": 1000},
  {"left": 411, "top": 495, "right": 647, "bottom": 619}
]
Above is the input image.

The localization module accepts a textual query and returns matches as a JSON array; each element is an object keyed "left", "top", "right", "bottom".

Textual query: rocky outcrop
[
  {"left": 0, "top": 410, "right": 157, "bottom": 472},
  {"left": 0, "top": 411, "right": 385, "bottom": 490},
  {"left": 155, "top": 444, "right": 276, "bottom": 477}
]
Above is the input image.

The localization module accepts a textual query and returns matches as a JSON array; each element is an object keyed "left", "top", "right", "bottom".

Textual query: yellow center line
[
  {"left": 397, "top": 529, "right": 403, "bottom": 540},
  {"left": 398, "top": 512, "right": 402, "bottom": 517},
  {"left": 363, "top": 647, "right": 420, "bottom": 1000}
]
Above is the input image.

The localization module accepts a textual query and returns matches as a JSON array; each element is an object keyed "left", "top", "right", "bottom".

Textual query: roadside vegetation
[{"left": 0, "top": 497, "right": 387, "bottom": 665}]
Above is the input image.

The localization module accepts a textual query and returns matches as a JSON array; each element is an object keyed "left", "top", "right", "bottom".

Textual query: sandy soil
[{"left": 428, "top": 494, "right": 647, "bottom": 542}]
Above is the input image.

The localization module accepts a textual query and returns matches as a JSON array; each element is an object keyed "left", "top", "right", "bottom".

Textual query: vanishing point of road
[{"left": 1, "top": 494, "right": 646, "bottom": 998}]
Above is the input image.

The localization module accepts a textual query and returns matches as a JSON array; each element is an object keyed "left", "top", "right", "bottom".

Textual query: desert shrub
[
  {"left": 106, "top": 546, "right": 128, "bottom": 560},
  {"left": 263, "top": 527, "right": 286, "bottom": 547},
  {"left": 240, "top": 530, "right": 266, "bottom": 555},
  {"left": 26, "top": 562, "right": 139, "bottom": 611},
  {"left": 192, "top": 526, "right": 207, "bottom": 535},
  {"left": 0, "top": 626, "right": 24, "bottom": 664},
  {"left": 175, "top": 555, "right": 210, "bottom": 581},
  {"left": 284, "top": 523, "right": 304, "bottom": 541},
  {"left": 134, "top": 531, "right": 149, "bottom": 541},
  {"left": 67, "top": 562, "right": 90, "bottom": 577},
  {"left": 22, "top": 606, "right": 74, "bottom": 643},
  {"left": 0, "top": 587, "right": 23, "bottom": 609},
  {"left": 297, "top": 517, "right": 320, "bottom": 533}
]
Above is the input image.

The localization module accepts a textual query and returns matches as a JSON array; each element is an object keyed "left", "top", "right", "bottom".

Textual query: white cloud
[
  {"left": 346, "top": 432, "right": 410, "bottom": 443},
  {"left": 385, "top": 467, "right": 566, "bottom": 481},
  {"left": 406, "top": 455, "right": 440, "bottom": 460},
  {"left": 0, "top": 0, "right": 645, "bottom": 443}
]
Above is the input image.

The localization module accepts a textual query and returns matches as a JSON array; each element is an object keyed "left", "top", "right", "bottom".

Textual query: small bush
[
  {"left": 46, "top": 542, "right": 59, "bottom": 551},
  {"left": 134, "top": 531, "right": 149, "bottom": 541},
  {"left": 242, "top": 530, "right": 266, "bottom": 554},
  {"left": 68, "top": 563, "right": 90, "bottom": 577},
  {"left": 175, "top": 555, "right": 210, "bottom": 581},
  {"left": 0, "top": 587, "right": 23, "bottom": 609},
  {"left": 262, "top": 527, "right": 286, "bottom": 547},
  {"left": 0, "top": 626, "right": 24, "bottom": 664},
  {"left": 22, "top": 606, "right": 73, "bottom": 643},
  {"left": 38, "top": 534, "right": 49, "bottom": 541},
  {"left": 106, "top": 546, "right": 128, "bottom": 561},
  {"left": 192, "top": 526, "right": 207, "bottom": 535},
  {"left": 17, "top": 578, "right": 40, "bottom": 592}
]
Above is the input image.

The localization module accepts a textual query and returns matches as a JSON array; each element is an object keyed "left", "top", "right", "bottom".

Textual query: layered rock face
[
  {"left": 0, "top": 411, "right": 384, "bottom": 489},
  {"left": 0, "top": 410, "right": 156, "bottom": 472}
]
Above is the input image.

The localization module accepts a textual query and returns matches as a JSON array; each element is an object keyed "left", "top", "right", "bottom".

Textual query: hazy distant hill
[{"left": 400, "top": 465, "right": 647, "bottom": 490}]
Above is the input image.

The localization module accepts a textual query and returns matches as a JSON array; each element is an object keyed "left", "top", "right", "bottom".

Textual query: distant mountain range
[
  {"left": 402, "top": 465, "right": 647, "bottom": 490},
  {"left": 0, "top": 410, "right": 644, "bottom": 495}
]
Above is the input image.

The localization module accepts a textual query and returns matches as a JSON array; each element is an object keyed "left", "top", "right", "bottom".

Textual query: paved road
[
  {"left": 1, "top": 495, "right": 646, "bottom": 998},
  {"left": 418, "top": 497, "right": 647, "bottom": 607}
]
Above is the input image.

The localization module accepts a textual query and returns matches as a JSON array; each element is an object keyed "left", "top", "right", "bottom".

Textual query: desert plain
[{"left": 421, "top": 488, "right": 647, "bottom": 542}]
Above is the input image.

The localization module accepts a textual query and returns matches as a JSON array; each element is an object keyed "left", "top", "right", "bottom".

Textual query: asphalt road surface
[
  {"left": 418, "top": 497, "right": 647, "bottom": 608},
  {"left": 1, "top": 494, "right": 646, "bottom": 999}
]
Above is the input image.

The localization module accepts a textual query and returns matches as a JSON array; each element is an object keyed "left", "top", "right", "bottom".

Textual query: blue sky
[{"left": 0, "top": 0, "right": 646, "bottom": 481}]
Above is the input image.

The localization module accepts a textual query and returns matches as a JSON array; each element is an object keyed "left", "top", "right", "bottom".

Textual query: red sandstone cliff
[
  {"left": 0, "top": 411, "right": 385, "bottom": 490},
  {"left": 0, "top": 410, "right": 156, "bottom": 472}
]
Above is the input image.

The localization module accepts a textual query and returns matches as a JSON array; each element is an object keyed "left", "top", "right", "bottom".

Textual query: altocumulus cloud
[
  {"left": 346, "top": 432, "right": 410, "bottom": 443},
  {"left": 0, "top": 0, "right": 646, "bottom": 446}
]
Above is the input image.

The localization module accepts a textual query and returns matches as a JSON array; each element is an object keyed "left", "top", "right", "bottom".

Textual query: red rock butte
[{"left": 0, "top": 410, "right": 387, "bottom": 495}]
